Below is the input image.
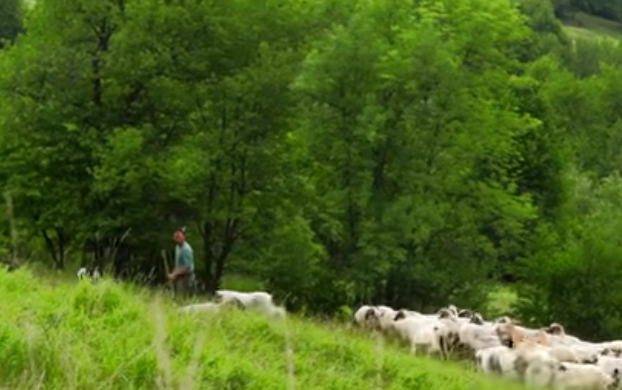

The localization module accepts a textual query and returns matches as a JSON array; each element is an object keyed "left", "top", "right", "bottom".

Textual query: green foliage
[
  {"left": 291, "top": 0, "right": 540, "bottom": 311},
  {"left": 0, "top": 268, "right": 529, "bottom": 390},
  {"left": 517, "top": 171, "right": 622, "bottom": 339},
  {"left": 0, "top": 0, "right": 23, "bottom": 48},
  {"left": 2, "top": 0, "right": 622, "bottom": 334}
]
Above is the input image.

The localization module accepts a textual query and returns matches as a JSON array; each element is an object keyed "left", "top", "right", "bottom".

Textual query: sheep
[
  {"left": 510, "top": 327, "right": 561, "bottom": 384},
  {"left": 601, "top": 348, "right": 622, "bottom": 359},
  {"left": 507, "top": 322, "right": 613, "bottom": 389},
  {"left": 497, "top": 320, "right": 544, "bottom": 348},
  {"left": 386, "top": 315, "right": 450, "bottom": 358},
  {"left": 392, "top": 309, "right": 436, "bottom": 322},
  {"left": 390, "top": 306, "right": 467, "bottom": 358},
  {"left": 475, "top": 345, "right": 521, "bottom": 380},
  {"left": 552, "top": 362, "right": 619, "bottom": 390},
  {"left": 353, "top": 305, "right": 375, "bottom": 328},
  {"left": 396, "top": 309, "right": 424, "bottom": 318},
  {"left": 437, "top": 304, "right": 459, "bottom": 319},
  {"left": 494, "top": 315, "right": 517, "bottom": 324},
  {"left": 594, "top": 355, "right": 622, "bottom": 380},
  {"left": 506, "top": 322, "right": 594, "bottom": 365},
  {"left": 373, "top": 307, "right": 402, "bottom": 334},
  {"left": 215, "top": 290, "right": 287, "bottom": 320},
  {"left": 543, "top": 323, "right": 585, "bottom": 346},
  {"left": 457, "top": 321, "right": 504, "bottom": 354},
  {"left": 523, "top": 354, "right": 560, "bottom": 389},
  {"left": 598, "top": 341, "right": 622, "bottom": 358}
]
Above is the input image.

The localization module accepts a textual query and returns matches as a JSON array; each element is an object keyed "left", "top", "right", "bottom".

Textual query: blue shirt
[{"left": 175, "top": 242, "right": 195, "bottom": 272}]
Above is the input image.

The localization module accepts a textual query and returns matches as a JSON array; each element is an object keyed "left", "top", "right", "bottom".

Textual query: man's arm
[
  {"left": 168, "top": 246, "right": 192, "bottom": 280},
  {"left": 169, "top": 265, "right": 190, "bottom": 280}
]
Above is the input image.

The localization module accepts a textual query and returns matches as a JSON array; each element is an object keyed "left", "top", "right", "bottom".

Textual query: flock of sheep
[
  {"left": 354, "top": 304, "right": 622, "bottom": 390},
  {"left": 77, "top": 267, "right": 622, "bottom": 389}
]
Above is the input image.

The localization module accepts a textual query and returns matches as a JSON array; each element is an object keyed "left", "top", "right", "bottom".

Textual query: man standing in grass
[{"left": 168, "top": 227, "right": 195, "bottom": 297}]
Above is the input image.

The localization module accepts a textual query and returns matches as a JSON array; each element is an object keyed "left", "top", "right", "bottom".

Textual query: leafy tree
[{"left": 0, "top": 0, "right": 22, "bottom": 48}]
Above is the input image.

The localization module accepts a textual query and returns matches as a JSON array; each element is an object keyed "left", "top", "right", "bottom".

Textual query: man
[{"left": 168, "top": 227, "right": 195, "bottom": 297}]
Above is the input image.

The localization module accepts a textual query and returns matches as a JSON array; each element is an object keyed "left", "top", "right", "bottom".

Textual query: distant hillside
[{"left": 561, "top": 11, "right": 622, "bottom": 40}]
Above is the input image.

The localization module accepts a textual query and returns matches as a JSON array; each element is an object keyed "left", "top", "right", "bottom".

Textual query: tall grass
[{"left": 0, "top": 267, "right": 528, "bottom": 390}]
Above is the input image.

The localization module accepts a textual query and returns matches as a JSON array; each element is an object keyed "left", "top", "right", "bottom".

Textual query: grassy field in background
[
  {"left": 0, "top": 266, "right": 531, "bottom": 390},
  {"left": 486, "top": 284, "right": 519, "bottom": 318},
  {"left": 561, "top": 11, "right": 622, "bottom": 41}
]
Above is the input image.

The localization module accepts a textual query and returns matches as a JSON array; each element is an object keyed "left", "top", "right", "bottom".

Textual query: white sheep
[
  {"left": 353, "top": 305, "right": 398, "bottom": 330},
  {"left": 353, "top": 305, "right": 374, "bottom": 327},
  {"left": 552, "top": 362, "right": 618, "bottom": 390},
  {"left": 523, "top": 353, "right": 560, "bottom": 389},
  {"left": 458, "top": 321, "right": 504, "bottom": 352},
  {"left": 475, "top": 345, "right": 522, "bottom": 380},
  {"left": 598, "top": 341, "right": 622, "bottom": 358},
  {"left": 594, "top": 355, "right": 622, "bottom": 380},
  {"left": 387, "top": 315, "right": 449, "bottom": 358},
  {"left": 215, "top": 290, "right": 287, "bottom": 320},
  {"left": 372, "top": 307, "right": 401, "bottom": 334},
  {"left": 513, "top": 338, "right": 561, "bottom": 386}
]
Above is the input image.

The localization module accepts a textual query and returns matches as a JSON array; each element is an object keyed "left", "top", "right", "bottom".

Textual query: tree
[{"left": 0, "top": 0, "right": 23, "bottom": 49}]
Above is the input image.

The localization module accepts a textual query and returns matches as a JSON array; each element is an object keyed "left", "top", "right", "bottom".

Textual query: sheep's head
[
  {"left": 544, "top": 322, "right": 565, "bottom": 335},
  {"left": 364, "top": 307, "right": 377, "bottom": 320},
  {"left": 222, "top": 297, "right": 245, "bottom": 311},
  {"left": 497, "top": 320, "right": 515, "bottom": 335},
  {"left": 394, "top": 310, "right": 408, "bottom": 321},
  {"left": 437, "top": 308, "right": 454, "bottom": 319},
  {"left": 611, "top": 348, "right": 622, "bottom": 358},
  {"left": 494, "top": 316, "right": 518, "bottom": 325},
  {"left": 581, "top": 355, "right": 599, "bottom": 365},
  {"left": 509, "top": 327, "right": 525, "bottom": 348},
  {"left": 504, "top": 322, "right": 535, "bottom": 350},
  {"left": 469, "top": 313, "right": 485, "bottom": 325},
  {"left": 457, "top": 309, "right": 473, "bottom": 318}
]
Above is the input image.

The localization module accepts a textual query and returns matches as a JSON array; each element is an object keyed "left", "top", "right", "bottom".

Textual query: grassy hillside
[
  {"left": 0, "top": 267, "right": 530, "bottom": 390},
  {"left": 561, "top": 11, "right": 622, "bottom": 40}
]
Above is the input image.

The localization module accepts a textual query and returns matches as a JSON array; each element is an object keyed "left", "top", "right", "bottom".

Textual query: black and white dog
[{"left": 77, "top": 266, "right": 102, "bottom": 283}]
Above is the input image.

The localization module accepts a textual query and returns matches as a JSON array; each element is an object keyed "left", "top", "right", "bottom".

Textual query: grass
[
  {"left": 561, "top": 12, "right": 622, "bottom": 41},
  {"left": 486, "top": 284, "right": 518, "bottom": 318},
  {"left": 0, "top": 266, "right": 532, "bottom": 390}
]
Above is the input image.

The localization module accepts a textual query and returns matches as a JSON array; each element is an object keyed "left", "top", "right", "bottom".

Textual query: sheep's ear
[{"left": 365, "top": 308, "right": 376, "bottom": 320}]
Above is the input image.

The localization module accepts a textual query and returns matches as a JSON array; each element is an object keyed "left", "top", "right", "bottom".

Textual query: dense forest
[
  {"left": 2, "top": 0, "right": 622, "bottom": 340},
  {"left": 553, "top": 0, "right": 622, "bottom": 22}
]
